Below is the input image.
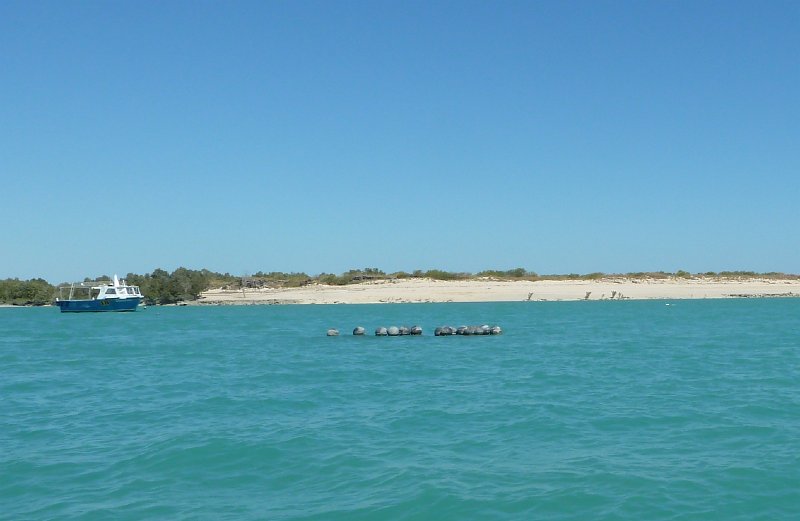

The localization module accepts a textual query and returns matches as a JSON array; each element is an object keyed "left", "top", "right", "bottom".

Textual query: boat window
[
  {"left": 91, "top": 289, "right": 100, "bottom": 299},
  {"left": 106, "top": 288, "right": 117, "bottom": 295}
]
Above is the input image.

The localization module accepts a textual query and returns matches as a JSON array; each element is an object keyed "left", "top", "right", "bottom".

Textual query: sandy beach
[{"left": 196, "top": 277, "right": 800, "bottom": 305}]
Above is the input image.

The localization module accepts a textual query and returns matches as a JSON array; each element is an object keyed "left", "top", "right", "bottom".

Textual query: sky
[{"left": 1, "top": 0, "right": 798, "bottom": 283}]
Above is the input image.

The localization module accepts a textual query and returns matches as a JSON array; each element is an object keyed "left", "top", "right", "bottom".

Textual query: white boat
[{"left": 55, "top": 275, "right": 144, "bottom": 312}]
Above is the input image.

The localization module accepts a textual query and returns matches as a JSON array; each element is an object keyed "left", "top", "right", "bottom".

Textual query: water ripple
[{"left": 2, "top": 300, "right": 799, "bottom": 520}]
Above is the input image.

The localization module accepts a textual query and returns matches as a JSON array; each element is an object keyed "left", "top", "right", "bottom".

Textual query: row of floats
[{"left": 327, "top": 325, "right": 503, "bottom": 336}]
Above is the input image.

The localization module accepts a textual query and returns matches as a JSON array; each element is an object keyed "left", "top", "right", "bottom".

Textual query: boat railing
[
  {"left": 56, "top": 284, "right": 96, "bottom": 301},
  {"left": 57, "top": 280, "right": 111, "bottom": 289},
  {"left": 56, "top": 281, "right": 142, "bottom": 301}
]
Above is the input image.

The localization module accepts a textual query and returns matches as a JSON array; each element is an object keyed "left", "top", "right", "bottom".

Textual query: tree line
[
  {"left": 124, "top": 268, "right": 238, "bottom": 305},
  {"left": 0, "top": 278, "right": 54, "bottom": 306}
]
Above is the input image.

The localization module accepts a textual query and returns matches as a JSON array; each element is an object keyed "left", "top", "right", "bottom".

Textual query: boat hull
[{"left": 56, "top": 297, "right": 141, "bottom": 313}]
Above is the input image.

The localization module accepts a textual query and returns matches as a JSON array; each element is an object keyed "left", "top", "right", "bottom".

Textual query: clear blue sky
[{"left": 2, "top": 0, "right": 798, "bottom": 283}]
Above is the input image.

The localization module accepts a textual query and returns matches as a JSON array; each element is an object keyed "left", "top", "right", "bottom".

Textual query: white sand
[{"left": 196, "top": 277, "right": 800, "bottom": 305}]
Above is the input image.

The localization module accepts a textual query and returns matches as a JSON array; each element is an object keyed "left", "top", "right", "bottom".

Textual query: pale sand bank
[{"left": 196, "top": 278, "right": 800, "bottom": 305}]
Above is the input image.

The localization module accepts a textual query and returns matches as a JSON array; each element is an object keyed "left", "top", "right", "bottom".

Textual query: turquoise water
[{"left": 2, "top": 300, "right": 799, "bottom": 520}]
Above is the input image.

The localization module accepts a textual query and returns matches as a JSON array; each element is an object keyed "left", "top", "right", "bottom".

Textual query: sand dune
[{"left": 196, "top": 277, "right": 800, "bottom": 305}]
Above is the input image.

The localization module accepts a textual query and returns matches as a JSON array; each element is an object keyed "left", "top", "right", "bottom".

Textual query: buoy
[
  {"left": 353, "top": 326, "right": 365, "bottom": 335},
  {"left": 370, "top": 324, "right": 500, "bottom": 337},
  {"left": 326, "top": 328, "right": 339, "bottom": 336},
  {"left": 447, "top": 325, "right": 502, "bottom": 336}
]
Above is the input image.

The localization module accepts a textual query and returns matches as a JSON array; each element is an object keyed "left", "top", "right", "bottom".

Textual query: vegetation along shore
[{"left": 1, "top": 268, "right": 799, "bottom": 307}]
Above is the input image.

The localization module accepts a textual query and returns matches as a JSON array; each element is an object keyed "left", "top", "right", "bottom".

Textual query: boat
[{"left": 55, "top": 275, "right": 144, "bottom": 312}]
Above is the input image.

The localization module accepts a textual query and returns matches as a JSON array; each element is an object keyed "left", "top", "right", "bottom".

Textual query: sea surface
[{"left": 2, "top": 299, "right": 799, "bottom": 520}]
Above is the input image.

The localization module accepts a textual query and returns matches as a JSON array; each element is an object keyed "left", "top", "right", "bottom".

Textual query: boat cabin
[{"left": 58, "top": 275, "right": 143, "bottom": 302}]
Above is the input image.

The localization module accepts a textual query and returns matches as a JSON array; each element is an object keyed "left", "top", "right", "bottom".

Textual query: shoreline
[
  {"left": 194, "top": 277, "right": 800, "bottom": 306},
  {"left": 3, "top": 277, "right": 798, "bottom": 308}
]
